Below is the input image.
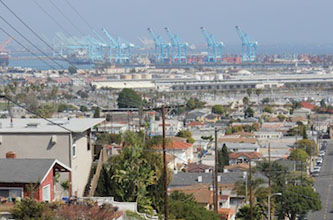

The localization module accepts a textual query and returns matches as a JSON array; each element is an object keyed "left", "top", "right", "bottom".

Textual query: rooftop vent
[{"left": 26, "top": 122, "right": 40, "bottom": 128}]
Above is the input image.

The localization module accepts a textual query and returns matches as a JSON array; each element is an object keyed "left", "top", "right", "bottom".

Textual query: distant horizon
[
  {"left": 0, "top": 0, "right": 333, "bottom": 48},
  {"left": 5, "top": 42, "right": 333, "bottom": 56}
]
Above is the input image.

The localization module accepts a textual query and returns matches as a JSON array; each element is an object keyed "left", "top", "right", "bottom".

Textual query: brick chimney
[{"left": 6, "top": 151, "right": 16, "bottom": 159}]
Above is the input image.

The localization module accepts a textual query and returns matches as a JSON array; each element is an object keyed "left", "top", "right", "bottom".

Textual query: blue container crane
[
  {"left": 200, "top": 27, "right": 224, "bottom": 63},
  {"left": 235, "top": 26, "right": 258, "bottom": 63},
  {"left": 102, "top": 28, "right": 121, "bottom": 64},
  {"left": 102, "top": 28, "right": 135, "bottom": 64},
  {"left": 85, "top": 35, "right": 106, "bottom": 62},
  {"left": 164, "top": 27, "right": 188, "bottom": 64},
  {"left": 147, "top": 27, "right": 171, "bottom": 64}
]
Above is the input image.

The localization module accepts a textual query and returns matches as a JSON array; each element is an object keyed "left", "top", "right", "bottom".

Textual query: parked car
[
  {"left": 319, "top": 151, "right": 326, "bottom": 157},
  {"left": 313, "top": 166, "right": 321, "bottom": 173},
  {"left": 316, "top": 157, "right": 323, "bottom": 165}
]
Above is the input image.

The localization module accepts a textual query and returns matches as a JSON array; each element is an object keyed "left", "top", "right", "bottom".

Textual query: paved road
[{"left": 308, "top": 140, "right": 333, "bottom": 220}]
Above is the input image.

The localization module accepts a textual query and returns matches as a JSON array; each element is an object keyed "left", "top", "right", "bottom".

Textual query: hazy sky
[{"left": 1, "top": 0, "right": 332, "bottom": 46}]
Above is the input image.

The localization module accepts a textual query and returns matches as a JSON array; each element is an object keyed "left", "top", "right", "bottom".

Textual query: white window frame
[
  {"left": 42, "top": 184, "right": 51, "bottom": 202},
  {"left": 72, "top": 143, "right": 77, "bottom": 158}
]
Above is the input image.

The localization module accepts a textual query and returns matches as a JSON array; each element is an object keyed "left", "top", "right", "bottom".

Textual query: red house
[{"left": 0, "top": 154, "right": 71, "bottom": 202}]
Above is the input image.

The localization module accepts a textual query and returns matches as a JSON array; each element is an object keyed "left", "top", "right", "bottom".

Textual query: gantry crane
[
  {"left": 235, "top": 26, "right": 258, "bottom": 63},
  {"left": 0, "top": 37, "right": 12, "bottom": 52},
  {"left": 147, "top": 28, "right": 171, "bottom": 64},
  {"left": 102, "top": 28, "right": 135, "bottom": 64},
  {"left": 200, "top": 27, "right": 224, "bottom": 63},
  {"left": 164, "top": 27, "right": 188, "bottom": 64}
]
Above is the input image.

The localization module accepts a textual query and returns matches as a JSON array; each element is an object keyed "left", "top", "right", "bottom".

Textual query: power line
[
  {"left": 0, "top": 26, "right": 57, "bottom": 69},
  {"left": 0, "top": 0, "right": 66, "bottom": 57},
  {"left": 0, "top": 15, "right": 66, "bottom": 69},
  {"left": 63, "top": 0, "right": 93, "bottom": 30},
  {"left": 0, "top": 0, "right": 84, "bottom": 70},
  {"left": 31, "top": 0, "right": 74, "bottom": 37},
  {"left": 49, "top": 0, "right": 84, "bottom": 35},
  {"left": 0, "top": 95, "right": 74, "bottom": 133}
]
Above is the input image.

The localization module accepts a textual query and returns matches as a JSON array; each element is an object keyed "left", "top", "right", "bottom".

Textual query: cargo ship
[{"left": 0, "top": 52, "right": 9, "bottom": 66}]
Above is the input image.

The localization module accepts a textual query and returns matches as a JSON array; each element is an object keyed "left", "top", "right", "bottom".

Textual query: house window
[
  {"left": 0, "top": 188, "right": 23, "bottom": 200},
  {"left": 87, "top": 130, "right": 91, "bottom": 151},
  {"left": 72, "top": 144, "right": 77, "bottom": 158},
  {"left": 42, "top": 184, "right": 51, "bottom": 202}
]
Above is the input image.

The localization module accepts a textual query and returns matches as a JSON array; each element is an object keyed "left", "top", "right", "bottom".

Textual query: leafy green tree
[
  {"left": 168, "top": 191, "right": 219, "bottom": 220},
  {"left": 93, "top": 107, "right": 101, "bottom": 118},
  {"left": 68, "top": 65, "right": 77, "bottom": 74},
  {"left": 96, "top": 131, "right": 167, "bottom": 214},
  {"left": 275, "top": 185, "right": 321, "bottom": 220},
  {"left": 302, "top": 126, "right": 308, "bottom": 139},
  {"left": 288, "top": 149, "right": 309, "bottom": 165},
  {"left": 212, "top": 104, "right": 225, "bottom": 115},
  {"left": 201, "top": 135, "right": 213, "bottom": 142},
  {"left": 255, "top": 89, "right": 262, "bottom": 97},
  {"left": 80, "top": 105, "right": 88, "bottom": 112},
  {"left": 11, "top": 198, "right": 53, "bottom": 220},
  {"left": 320, "top": 99, "right": 326, "bottom": 108},
  {"left": 50, "top": 85, "right": 58, "bottom": 98},
  {"left": 296, "top": 139, "right": 317, "bottom": 156},
  {"left": 57, "top": 103, "right": 75, "bottom": 112},
  {"left": 263, "top": 106, "right": 273, "bottom": 113},
  {"left": 233, "top": 177, "right": 269, "bottom": 204},
  {"left": 243, "top": 96, "right": 249, "bottom": 106},
  {"left": 106, "top": 114, "right": 112, "bottom": 122},
  {"left": 36, "top": 103, "right": 57, "bottom": 118},
  {"left": 256, "top": 161, "right": 289, "bottom": 188},
  {"left": 176, "top": 130, "right": 195, "bottom": 144},
  {"left": 77, "top": 90, "right": 89, "bottom": 98},
  {"left": 245, "top": 107, "right": 254, "bottom": 118},
  {"left": 262, "top": 97, "right": 270, "bottom": 104},
  {"left": 117, "top": 88, "right": 143, "bottom": 108},
  {"left": 247, "top": 88, "right": 252, "bottom": 97},
  {"left": 225, "top": 127, "right": 233, "bottom": 135},
  {"left": 186, "top": 98, "right": 205, "bottom": 110},
  {"left": 236, "top": 204, "right": 265, "bottom": 220},
  {"left": 217, "top": 144, "right": 229, "bottom": 172},
  {"left": 278, "top": 114, "right": 287, "bottom": 122},
  {"left": 96, "top": 133, "right": 122, "bottom": 145}
]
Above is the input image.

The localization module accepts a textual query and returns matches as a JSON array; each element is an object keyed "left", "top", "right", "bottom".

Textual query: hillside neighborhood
[{"left": 0, "top": 83, "right": 328, "bottom": 219}]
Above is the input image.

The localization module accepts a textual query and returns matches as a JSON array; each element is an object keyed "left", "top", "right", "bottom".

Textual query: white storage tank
[
  {"left": 216, "top": 74, "right": 224, "bottom": 80},
  {"left": 132, "top": 74, "right": 142, "bottom": 80},
  {"left": 142, "top": 73, "right": 152, "bottom": 79},
  {"left": 121, "top": 74, "right": 132, "bottom": 80}
]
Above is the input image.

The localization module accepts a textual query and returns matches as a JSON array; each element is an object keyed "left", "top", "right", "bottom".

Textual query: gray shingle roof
[
  {"left": 170, "top": 172, "right": 267, "bottom": 188},
  {"left": 0, "top": 159, "right": 57, "bottom": 183},
  {"left": 170, "top": 172, "right": 241, "bottom": 188}
]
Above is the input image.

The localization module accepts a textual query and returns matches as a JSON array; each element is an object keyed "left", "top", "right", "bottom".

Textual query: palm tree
[
  {"left": 233, "top": 177, "right": 269, "bottom": 204},
  {"left": 247, "top": 88, "right": 252, "bottom": 97},
  {"left": 255, "top": 89, "right": 262, "bottom": 112}
]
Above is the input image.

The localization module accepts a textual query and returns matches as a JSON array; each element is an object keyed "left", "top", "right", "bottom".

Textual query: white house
[
  {"left": 154, "top": 139, "right": 194, "bottom": 169},
  {"left": 254, "top": 131, "right": 283, "bottom": 140}
]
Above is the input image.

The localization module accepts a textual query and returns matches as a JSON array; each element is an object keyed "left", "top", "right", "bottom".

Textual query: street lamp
[{"left": 268, "top": 192, "right": 282, "bottom": 220}]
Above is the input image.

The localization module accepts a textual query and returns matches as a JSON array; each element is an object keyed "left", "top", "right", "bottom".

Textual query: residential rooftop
[
  {"left": 0, "top": 118, "right": 105, "bottom": 133},
  {"left": 0, "top": 158, "right": 70, "bottom": 183}
]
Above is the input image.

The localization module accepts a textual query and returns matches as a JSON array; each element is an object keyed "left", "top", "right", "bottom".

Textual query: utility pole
[
  {"left": 214, "top": 127, "right": 218, "bottom": 213},
  {"left": 162, "top": 105, "right": 168, "bottom": 220},
  {"left": 268, "top": 143, "right": 272, "bottom": 220},
  {"left": 249, "top": 159, "right": 253, "bottom": 220}
]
